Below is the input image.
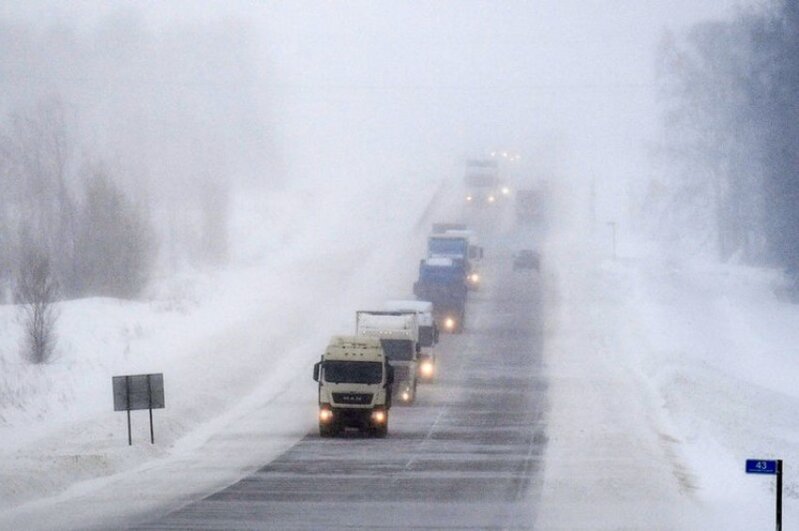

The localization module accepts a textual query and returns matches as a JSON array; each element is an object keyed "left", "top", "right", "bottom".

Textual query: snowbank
[{"left": 537, "top": 226, "right": 798, "bottom": 529}]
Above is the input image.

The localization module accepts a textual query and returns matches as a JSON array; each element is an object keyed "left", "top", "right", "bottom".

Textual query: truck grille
[{"left": 332, "top": 393, "right": 373, "bottom": 405}]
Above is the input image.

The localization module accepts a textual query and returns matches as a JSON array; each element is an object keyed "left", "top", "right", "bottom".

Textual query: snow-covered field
[{"left": 538, "top": 223, "right": 799, "bottom": 529}]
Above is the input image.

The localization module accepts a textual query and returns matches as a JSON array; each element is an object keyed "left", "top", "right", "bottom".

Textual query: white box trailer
[
  {"left": 355, "top": 311, "right": 420, "bottom": 404},
  {"left": 384, "top": 300, "right": 438, "bottom": 382}
]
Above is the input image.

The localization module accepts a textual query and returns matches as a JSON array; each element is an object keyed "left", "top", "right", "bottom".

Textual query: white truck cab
[
  {"left": 356, "top": 311, "right": 420, "bottom": 405},
  {"left": 313, "top": 336, "right": 394, "bottom": 437},
  {"left": 384, "top": 299, "right": 438, "bottom": 382}
]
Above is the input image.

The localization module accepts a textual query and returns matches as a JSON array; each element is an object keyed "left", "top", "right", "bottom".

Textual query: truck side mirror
[
  {"left": 313, "top": 362, "right": 321, "bottom": 382},
  {"left": 434, "top": 325, "right": 440, "bottom": 343},
  {"left": 386, "top": 364, "right": 395, "bottom": 385},
  {"left": 416, "top": 343, "right": 421, "bottom": 354}
]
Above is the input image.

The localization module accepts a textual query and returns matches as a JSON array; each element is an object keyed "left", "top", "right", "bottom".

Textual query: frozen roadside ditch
[
  {"left": 535, "top": 232, "right": 799, "bottom": 529},
  {"left": 0, "top": 177, "right": 453, "bottom": 530}
]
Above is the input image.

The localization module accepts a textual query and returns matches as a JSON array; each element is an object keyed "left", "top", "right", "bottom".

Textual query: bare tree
[
  {"left": 15, "top": 247, "right": 59, "bottom": 364},
  {"left": 0, "top": 99, "right": 79, "bottom": 295}
]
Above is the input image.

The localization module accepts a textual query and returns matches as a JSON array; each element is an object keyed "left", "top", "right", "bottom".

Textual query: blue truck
[
  {"left": 413, "top": 257, "right": 467, "bottom": 333},
  {"left": 427, "top": 232, "right": 483, "bottom": 290}
]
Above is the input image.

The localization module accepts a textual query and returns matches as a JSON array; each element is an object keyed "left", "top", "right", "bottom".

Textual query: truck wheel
[
  {"left": 319, "top": 422, "right": 337, "bottom": 438},
  {"left": 373, "top": 415, "right": 389, "bottom": 438}
]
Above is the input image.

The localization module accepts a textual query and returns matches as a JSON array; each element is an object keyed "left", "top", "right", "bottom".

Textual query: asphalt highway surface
[{"left": 138, "top": 240, "right": 547, "bottom": 530}]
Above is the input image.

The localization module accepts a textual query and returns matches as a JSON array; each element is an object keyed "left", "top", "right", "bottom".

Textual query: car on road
[{"left": 513, "top": 249, "right": 540, "bottom": 271}]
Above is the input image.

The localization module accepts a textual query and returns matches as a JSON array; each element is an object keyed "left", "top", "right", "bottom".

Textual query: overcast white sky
[{"left": 0, "top": 1, "right": 748, "bottom": 208}]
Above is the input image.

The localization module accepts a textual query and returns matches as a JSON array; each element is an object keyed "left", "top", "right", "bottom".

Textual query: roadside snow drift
[{"left": 537, "top": 224, "right": 798, "bottom": 529}]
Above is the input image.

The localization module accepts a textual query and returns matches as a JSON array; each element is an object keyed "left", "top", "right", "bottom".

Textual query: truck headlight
[
  {"left": 487, "top": 195, "right": 496, "bottom": 203},
  {"left": 444, "top": 317, "right": 456, "bottom": 330},
  {"left": 420, "top": 360, "right": 434, "bottom": 377},
  {"left": 401, "top": 390, "right": 411, "bottom": 402},
  {"left": 501, "top": 186, "right": 510, "bottom": 195},
  {"left": 371, "top": 410, "right": 386, "bottom": 423},
  {"left": 319, "top": 408, "right": 333, "bottom": 422},
  {"left": 469, "top": 273, "right": 480, "bottom": 283},
  {"left": 466, "top": 195, "right": 473, "bottom": 202}
]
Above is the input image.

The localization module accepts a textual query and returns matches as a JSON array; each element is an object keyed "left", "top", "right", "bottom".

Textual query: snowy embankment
[
  {"left": 0, "top": 174, "right": 455, "bottom": 529},
  {"left": 537, "top": 227, "right": 799, "bottom": 529}
]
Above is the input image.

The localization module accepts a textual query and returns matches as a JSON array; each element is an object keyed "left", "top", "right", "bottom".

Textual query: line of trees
[
  {"left": 0, "top": 100, "right": 155, "bottom": 362},
  {"left": 652, "top": 0, "right": 799, "bottom": 268}
]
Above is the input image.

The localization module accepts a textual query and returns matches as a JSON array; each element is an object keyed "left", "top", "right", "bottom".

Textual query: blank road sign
[
  {"left": 745, "top": 459, "right": 778, "bottom": 474},
  {"left": 113, "top": 373, "right": 165, "bottom": 411}
]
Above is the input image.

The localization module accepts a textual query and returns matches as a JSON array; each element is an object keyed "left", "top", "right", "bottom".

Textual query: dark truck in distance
[{"left": 413, "top": 257, "right": 467, "bottom": 333}]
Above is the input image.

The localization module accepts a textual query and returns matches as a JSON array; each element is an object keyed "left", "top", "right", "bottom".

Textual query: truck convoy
[
  {"left": 314, "top": 217, "right": 486, "bottom": 438},
  {"left": 355, "top": 311, "right": 420, "bottom": 404},
  {"left": 384, "top": 300, "right": 438, "bottom": 382},
  {"left": 313, "top": 336, "right": 394, "bottom": 437}
]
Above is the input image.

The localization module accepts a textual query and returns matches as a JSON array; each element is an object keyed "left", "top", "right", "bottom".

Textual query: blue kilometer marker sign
[
  {"left": 746, "top": 459, "right": 778, "bottom": 475},
  {"left": 745, "top": 458, "right": 783, "bottom": 530}
]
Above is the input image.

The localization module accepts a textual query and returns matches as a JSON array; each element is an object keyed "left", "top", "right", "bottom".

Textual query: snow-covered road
[{"left": 134, "top": 239, "right": 546, "bottom": 529}]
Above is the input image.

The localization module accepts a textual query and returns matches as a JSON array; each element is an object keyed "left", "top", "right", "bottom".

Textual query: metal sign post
[
  {"left": 777, "top": 460, "right": 783, "bottom": 531},
  {"left": 745, "top": 459, "right": 783, "bottom": 531},
  {"left": 113, "top": 373, "right": 165, "bottom": 446},
  {"left": 147, "top": 374, "right": 155, "bottom": 444},
  {"left": 125, "top": 375, "right": 132, "bottom": 446}
]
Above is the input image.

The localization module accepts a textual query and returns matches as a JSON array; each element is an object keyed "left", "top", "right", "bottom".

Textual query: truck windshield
[
  {"left": 418, "top": 326, "right": 434, "bottom": 347},
  {"left": 323, "top": 361, "right": 383, "bottom": 384},
  {"left": 429, "top": 238, "right": 467, "bottom": 256},
  {"left": 420, "top": 265, "right": 465, "bottom": 283},
  {"left": 380, "top": 339, "right": 415, "bottom": 361}
]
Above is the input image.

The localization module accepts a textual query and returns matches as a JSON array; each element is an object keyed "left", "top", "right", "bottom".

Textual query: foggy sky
[{"left": 1, "top": 1, "right": 747, "bottom": 224}]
